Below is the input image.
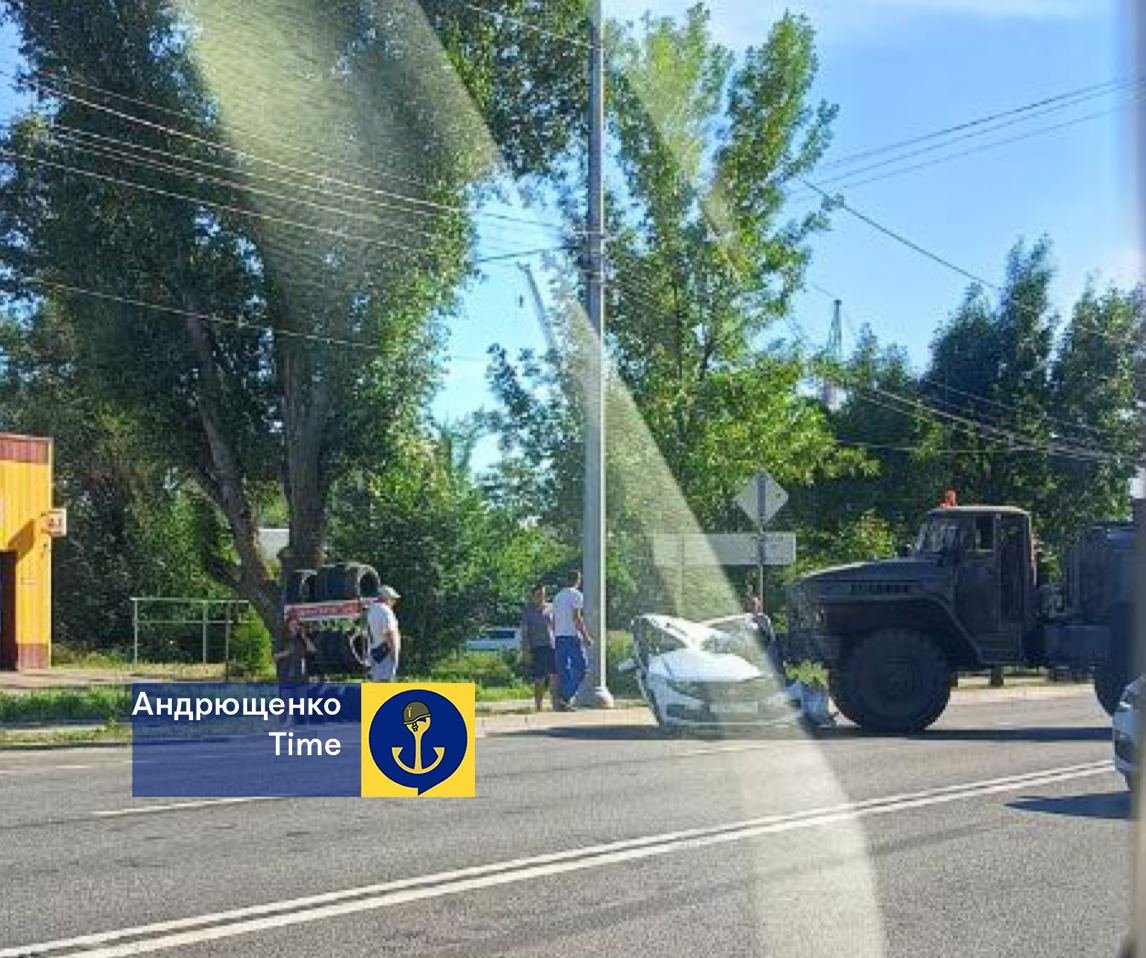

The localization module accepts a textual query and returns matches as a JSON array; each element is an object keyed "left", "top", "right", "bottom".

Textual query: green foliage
[
  {"left": 0, "top": 0, "right": 593, "bottom": 639},
  {"left": 606, "top": 630, "right": 642, "bottom": 698},
  {"left": 485, "top": 7, "right": 853, "bottom": 626},
  {"left": 784, "top": 660, "right": 827, "bottom": 689},
  {"left": 330, "top": 426, "right": 567, "bottom": 672},
  {"left": 228, "top": 616, "right": 274, "bottom": 678}
]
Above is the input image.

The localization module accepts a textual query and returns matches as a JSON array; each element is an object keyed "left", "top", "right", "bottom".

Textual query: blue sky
[
  {"left": 0, "top": 3, "right": 1138, "bottom": 470},
  {"left": 444, "top": 0, "right": 1141, "bottom": 466}
]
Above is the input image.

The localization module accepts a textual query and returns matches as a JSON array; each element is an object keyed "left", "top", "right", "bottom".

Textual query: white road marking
[
  {"left": 92, "top": 796, "right": 280, "bottom": 818},
  {"left": 0, "top": 760, "right": 1114, "bottom": 958},
  {"left": 676, "top": 742, "right": 787, "bottom": 757},
  {"left": 0, "top": 759, "right": 130, "bottom": 776}
]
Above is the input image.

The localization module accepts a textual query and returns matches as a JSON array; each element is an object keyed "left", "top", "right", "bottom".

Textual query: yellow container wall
[{"left": 0, "top": 435, "right": 53, "bottom": 668}]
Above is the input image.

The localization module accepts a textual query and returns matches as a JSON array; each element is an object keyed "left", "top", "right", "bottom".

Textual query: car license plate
[{"left": 710, "top": 702, "right": 758, "bottom": 715}]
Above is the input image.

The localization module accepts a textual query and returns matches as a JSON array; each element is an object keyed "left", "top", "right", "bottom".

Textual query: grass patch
[
  {"left": 0, "top": 719, "right": 130, "bottom": 749},
  {"left": 0, "top": 688, "right": 132, "bottom": 725}
]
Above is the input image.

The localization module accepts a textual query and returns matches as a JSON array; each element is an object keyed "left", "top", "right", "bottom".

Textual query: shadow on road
[
  {"left": 1007, "top": 789, "right": 1131, "bottom": 821},
  {"left": 506, "top": 722, "right": 1109, "bottom": 745},
  {"left": 518, "top": 722, "right": 810, "bottom": 743},
  {"left": 828, "top": 725, "right": 1110, "bottom": 744}
]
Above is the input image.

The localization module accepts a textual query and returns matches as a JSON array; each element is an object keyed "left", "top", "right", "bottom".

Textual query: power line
[
  {"left": 458, "top": 1, "right": 589, "bottom": 47},
  {"left": 0, "top": 144, "right": 570, "bottom": 266},
  {"left": 819, "top": 74, "right": 1139, "bottom": 173},
  {"left": 21, "top": 277, "right": 382, "bottom": 350},
  {"left": 804, "top": 282, "right": 1123, "bottom": 446},
  {"left": 799, "top": 177, "right": 991, "bottom": 286},
  {"left": 24, "top": 66, "right": 524, "bottom": 209},
  {"left": 792, "top": 91, "right": 1145, "bottom": 202},
  {"left": 44, "top": 121, "right": 568, "bottom": 243},
  {"left": 780, "top": 287, "right": 1116, "bottom": 461},
  {"left": 835, "top": 438, "right": 1097, "bottom": 457},
  {"left": 799, "top": 181, "right": 1143, "bottom": 357},
  {"left": 41, "top": 127, "right": 560, "bottom": 259},
  {"left": 8, "top": 70, "right": 568, "bottom": 232},
  {"left": 857, "top": 382, "right": 1114, "bottom": 463}
]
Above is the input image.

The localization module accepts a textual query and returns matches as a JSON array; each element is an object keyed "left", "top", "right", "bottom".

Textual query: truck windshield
[{"left": 915, "top": 517, "right": 962, "bottom": 556}]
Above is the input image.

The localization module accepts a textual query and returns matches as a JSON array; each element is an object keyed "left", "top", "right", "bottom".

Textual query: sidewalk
[{"left": 0, "top": 706, "right": 658, "bottom": 748}]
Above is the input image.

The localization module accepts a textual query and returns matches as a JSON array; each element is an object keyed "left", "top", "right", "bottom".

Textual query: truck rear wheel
[
  {"left": 1095, "top": 658, "right": 1131, "bottom": 716},
  {"left": 1095, "top": 605, "right": 1134, "bottom": 717},
  {"left": 833, "top": 629, "right": 951, "bottom": 733}
]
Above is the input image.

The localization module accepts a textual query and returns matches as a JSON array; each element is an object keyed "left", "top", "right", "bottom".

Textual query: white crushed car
[{"left": 620, "top": 613, "right": 802, "bottom": 732}]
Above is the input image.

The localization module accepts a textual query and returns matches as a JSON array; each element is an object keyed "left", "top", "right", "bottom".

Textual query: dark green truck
[{"left": 784, "top": 505, "right": 1136, "bottom": 733}]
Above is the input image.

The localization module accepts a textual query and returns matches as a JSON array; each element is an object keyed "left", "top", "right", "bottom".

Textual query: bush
[
  {"left": 228, "top": 616, "right": 274, "bottom": 678},
  {"left": 784, "top": 660, "right": 828, "bottom": 689},
  {"left": 51, "top": 644, "right": 130, "bottom": 667},
  {"left": 427, "top": 650, "right": 522, "bottom": 688}
]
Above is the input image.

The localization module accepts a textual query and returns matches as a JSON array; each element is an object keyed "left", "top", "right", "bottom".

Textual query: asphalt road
[{"left": 0, "top": 687, "right": 1133, "bottom": 958}]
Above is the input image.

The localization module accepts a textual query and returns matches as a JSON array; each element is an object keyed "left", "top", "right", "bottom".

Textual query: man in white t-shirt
[
  {"left": 366, "top": 585, "right": 402, "bottom": 681},
  {"left": 551, "top": 570, "right": 592, "bottom": 709}
]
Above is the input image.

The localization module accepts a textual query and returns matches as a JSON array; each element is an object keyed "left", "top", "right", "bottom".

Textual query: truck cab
[{"left": 913, "top": 506, "right": 1037, "bottom": 661}]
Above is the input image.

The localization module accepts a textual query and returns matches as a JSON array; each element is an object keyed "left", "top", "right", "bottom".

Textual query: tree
[
  {"left": 329, "top": 424, "right": 565, "bottom": 672},
  {"left": 923, "top": 239, "right": 1060, "bottom": 514},
  {"left": 602, "top": 7, "right": 848, "bottom": 529},
  {"left": 794, "top": 325, "right": 944, "bottom": 552},
  {"left": 0, "top": 0, "right": 589, "bottom": 636},
  {"left": 1044, "top": 284, "right": 1143, "bottom": 550},
  {"left": 482, "top": 8, "right": 875, "bottom": 622},
  {"left": 0, "top": 302, "right": 221, "bottom": 647}
]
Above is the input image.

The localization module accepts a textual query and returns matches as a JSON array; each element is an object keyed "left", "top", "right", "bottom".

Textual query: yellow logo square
[{"left": 360, "top": 683, "right": 476, "bottom": 797}]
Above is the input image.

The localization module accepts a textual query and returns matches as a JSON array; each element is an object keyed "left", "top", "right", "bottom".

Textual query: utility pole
[{"left": 578, "top": 0, "right": 612, "bottom": 707}]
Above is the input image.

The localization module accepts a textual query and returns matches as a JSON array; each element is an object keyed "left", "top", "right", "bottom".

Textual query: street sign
[
  {"left": 651, "top": 533, "right": 796, "bottom": 568},
  {"left": 735, "top": 470, "right": 788, "bottom": 526},
  {"left": 759, "top": 532, "right": 796, "bottom": 566}
]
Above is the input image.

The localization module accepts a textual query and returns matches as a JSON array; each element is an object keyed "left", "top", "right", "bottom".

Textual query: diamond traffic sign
[{"left": 735, "top": 470, "right": 788, "bottom": 527}]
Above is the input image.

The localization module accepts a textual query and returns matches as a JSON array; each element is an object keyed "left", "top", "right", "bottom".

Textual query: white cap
[{"left": 379, "top": 585, "right": 401, "bottom": 601}]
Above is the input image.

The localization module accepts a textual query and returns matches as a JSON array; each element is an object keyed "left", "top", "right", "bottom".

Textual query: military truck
[{"left": 784, "top": 506, "right": 1137, "bottom": 733}]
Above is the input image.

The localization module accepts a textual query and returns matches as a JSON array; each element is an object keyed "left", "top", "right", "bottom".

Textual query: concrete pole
[{"left": 578, "top": 0, "right": 613, "bottom": 707}]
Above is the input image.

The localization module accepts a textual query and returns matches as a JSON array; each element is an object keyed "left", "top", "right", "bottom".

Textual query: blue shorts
[{"left": 529, "top": 645, "right": 556, "bottom": 680}]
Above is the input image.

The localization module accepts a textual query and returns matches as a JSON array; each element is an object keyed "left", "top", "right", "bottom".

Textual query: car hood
[{"left": 648, "top": 648, "right": 766, "bottom": 684}]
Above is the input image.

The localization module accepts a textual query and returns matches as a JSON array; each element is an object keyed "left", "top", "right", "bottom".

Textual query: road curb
[
  {"left": 477, "top": 706, "right": 653, "bottom": 737},
  {"left": 949, "top": 683, "right": 1096, "bottom": 703}
]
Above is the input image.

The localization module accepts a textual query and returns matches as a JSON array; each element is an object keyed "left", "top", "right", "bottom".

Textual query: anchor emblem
[{"left": 392, "top": 700, "right": 444, "bottom": 775}]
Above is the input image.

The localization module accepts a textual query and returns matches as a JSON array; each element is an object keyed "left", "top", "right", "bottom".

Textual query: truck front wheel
[{"left": 832, "top": 629, "right": 951, "bottom": 733}]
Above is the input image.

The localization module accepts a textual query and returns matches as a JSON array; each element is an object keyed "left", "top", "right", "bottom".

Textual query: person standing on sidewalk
[
  {"left": 520, "top": 585, "right": 557, "bottom": 711},
  {"left": 552, "top": 570, "right": 592, "bottom": 710},
  {"left": 366, "top": 585, "right": 402, "bottom": 681}
]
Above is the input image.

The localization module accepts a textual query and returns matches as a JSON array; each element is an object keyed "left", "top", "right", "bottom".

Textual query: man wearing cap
[{"left": 366, "top": 585, "right": 402, "bottom": 682}]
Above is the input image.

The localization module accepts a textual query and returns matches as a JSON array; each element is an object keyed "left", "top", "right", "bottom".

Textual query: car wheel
[{"left": 836, "top": 629, "right": 951, "bottom": 734}]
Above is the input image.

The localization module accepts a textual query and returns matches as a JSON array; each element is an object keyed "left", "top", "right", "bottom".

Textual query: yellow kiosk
[{"left": 0, "top": 433, "right": 60, "bottom": 670}]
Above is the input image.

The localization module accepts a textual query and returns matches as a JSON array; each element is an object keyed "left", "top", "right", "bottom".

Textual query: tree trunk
[
  {"left": 278, "top": 341, "right": 330, "bottom": 586},
  {"left": 182, "top": 313, "right": 282, "bottom": 640}
]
